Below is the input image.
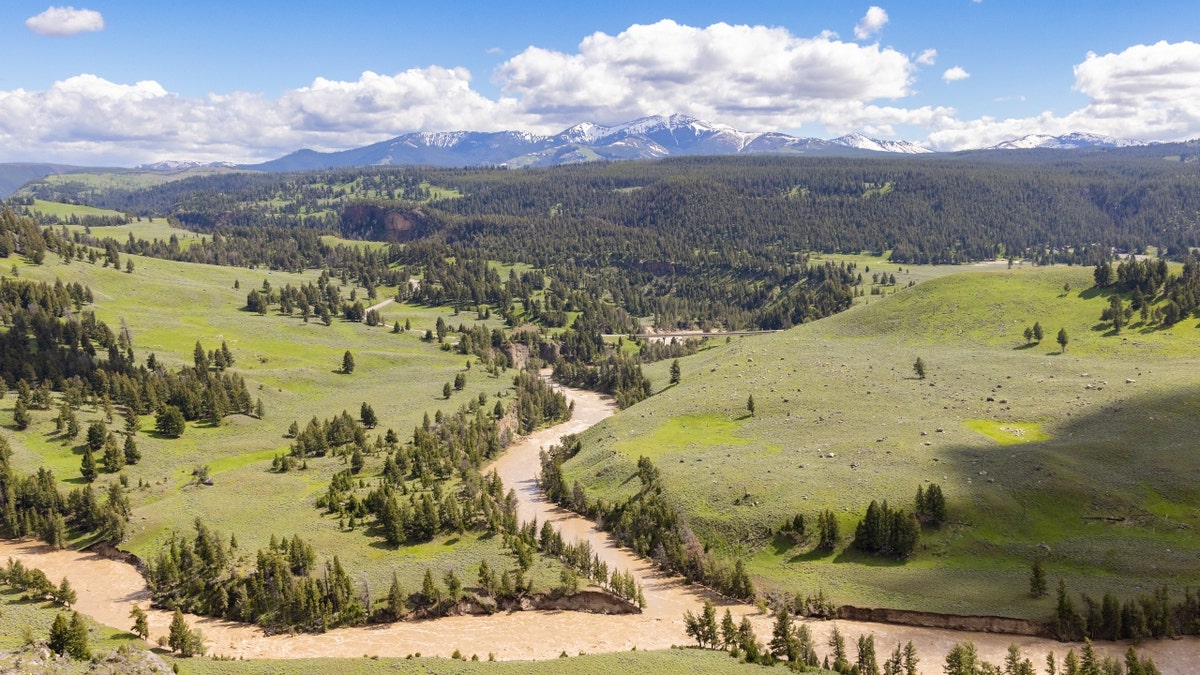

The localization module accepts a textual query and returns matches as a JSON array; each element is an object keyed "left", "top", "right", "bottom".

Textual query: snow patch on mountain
[
  {"left": 137, "top": 160, "right": 236, "bottom": 170},
  {"left": 988, "top": 132, "right": 1149, "bottom": 150},
  {"left": 833, "top": 133, "right": 932, "bottom": 154}
]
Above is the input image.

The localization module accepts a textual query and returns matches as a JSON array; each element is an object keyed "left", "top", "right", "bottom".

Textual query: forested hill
[{"left": 11, "top": 149, "right": 1200, "bottom": 329}]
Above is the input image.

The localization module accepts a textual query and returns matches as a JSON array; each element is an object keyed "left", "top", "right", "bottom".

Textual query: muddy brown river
[{"left": 1, "top": 384, "right": 1194, "bottom": 672}]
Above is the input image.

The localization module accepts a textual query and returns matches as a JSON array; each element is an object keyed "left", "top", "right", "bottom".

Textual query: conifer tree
[
  {"left": 48, "top": 613, "right": 70, "bottom": 655},
  {"left": 1030, "top": 559, "right": 1048, "bottom": 598},
  {"left": 80, "top": 446, "right": 97, "bottom": 483},
  {"left": 66, "top": 611, "right": 90, "bottom": 660},
  {"left": 130, "top": 605, "right": 149, "bottom": 640}
]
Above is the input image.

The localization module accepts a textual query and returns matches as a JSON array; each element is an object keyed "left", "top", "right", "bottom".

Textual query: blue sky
[{"left": 2, "top": 1, "right": 1198, "bottom": 164}]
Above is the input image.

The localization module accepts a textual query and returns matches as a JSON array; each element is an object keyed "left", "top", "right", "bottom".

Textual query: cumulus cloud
[
  {"left": 25, "top": 6, "right": 104, "bottom": 36},
  {"left": 0, "top": 69, "right": 526, "bottom": 165},
  {"left": 6, "top": 19, "right": 1200, "bottom": 163},
  {"left": 497, "top": 20, "right": 917, "bottom": 129},
  {"left": 942, "top": 66, "right": 970, "bottom": 82},
  {"left": 927, "top": 40, "right": 1200, "bottom": 149},
  {"left": 854, "top": 6, "right": 889, "bottom": 40}
]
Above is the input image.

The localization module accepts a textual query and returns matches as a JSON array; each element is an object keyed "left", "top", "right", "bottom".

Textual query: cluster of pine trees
[
  {"left": 511, "top": 518, "right": 644, "bottom": 607},
  {"left": 1093, "top": 256, "right": 1200, "bottom": 328},
  {"left": 146, "top": 520, "right": 368, "bottom": 632},
  {"left": 311, "top": 369, "right": 569, "bottom": 547},
  {"left": 852, "top": 500, "right": 920, "bottom": 559},
  {"left": 1053, "top": 580, "right": 1200, "bottom": 642},
  {"left": 540, "top": 446, "right": 754, "bottom": 601},
  {"left": 0, "top": 435, "right": 129, "bottom": 545}
]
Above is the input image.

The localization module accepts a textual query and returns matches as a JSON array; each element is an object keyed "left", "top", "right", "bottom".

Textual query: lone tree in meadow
[
  {"left": 913, "top": 357, "right": 926, "bottom": 380},
  {"left": 669, "top": 359, "right": 681, "bottom": 385},
  {"left": 1056, "top": 327, "right": 1069, "bottom": 353},
  {"left": 342, "top": 350, "right": 355, "bottom": 374},
  {"left": 746, "top": 394, "right": 755, "bottom": 417},
  {"left": 1030, "top": 559, "right": 1048, "bottom": 598}
]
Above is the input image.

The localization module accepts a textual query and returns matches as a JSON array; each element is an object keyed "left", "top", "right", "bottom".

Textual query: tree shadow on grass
[
  {"left": 787, "top": 548, "right": 835, "bottom": 564},
  {"left": 770, "top": 532, "right": 797, "bottom": 556},
  {"left": 832, "top": 548, "right": 907, "bottom": 568},
  {"left": 1011, "top": 343, "right": 1038, "bottom": 351}
]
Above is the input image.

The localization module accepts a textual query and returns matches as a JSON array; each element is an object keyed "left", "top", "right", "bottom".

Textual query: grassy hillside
[
  {"left": 566, "top": 264, "right": 1200, "bottom": 617},
  {"left": 1, "top": 249, "right": 564, "bottom": 596}
]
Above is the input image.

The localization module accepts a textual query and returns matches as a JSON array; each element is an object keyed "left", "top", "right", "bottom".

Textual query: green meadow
[
  {"left": 567, "top": 264, "right": 1200, "bottom": 617},
  {"left": 2, "top": 249, "right": 560, "bottom": 596}
]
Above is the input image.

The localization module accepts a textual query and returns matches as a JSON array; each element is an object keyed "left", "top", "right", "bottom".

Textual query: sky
[{"left": 2, "top": 1, "right": 1199, "bottom": 165}]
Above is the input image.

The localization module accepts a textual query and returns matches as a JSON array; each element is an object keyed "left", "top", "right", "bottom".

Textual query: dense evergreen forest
[{"left": 15, "top": 151, "right": 1200, "bottom": 335}]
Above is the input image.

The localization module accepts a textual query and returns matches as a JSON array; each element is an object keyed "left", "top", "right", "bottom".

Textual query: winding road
[{"left": 1, "top": 384, "right": 1195, "bottom": 671}]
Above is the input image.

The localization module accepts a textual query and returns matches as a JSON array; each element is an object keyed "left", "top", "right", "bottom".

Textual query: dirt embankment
[{"left": 836, "top": 606, "right": 1052, "bottom": 638}]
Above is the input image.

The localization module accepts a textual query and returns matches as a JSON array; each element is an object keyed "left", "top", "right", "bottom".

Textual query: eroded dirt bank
[{"left": 1, "top": 384, "right": 1196, "bottom": 672}]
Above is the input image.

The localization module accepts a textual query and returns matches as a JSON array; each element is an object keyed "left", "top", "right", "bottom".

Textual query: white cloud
[
  {"left": 25, "top": 6, "right": 104, "bottom": 36},
  {"left": 0, "top": 19, "right": 938, "bottom": 164},
  {"left": 942, "top": 66, "right": 970, "bottom": 82},
  {"left": 854, "top": 6, "right": 889, "bottom": 40},
  {"left": 497, "top": 20, "right": 917, "bottom": 129},
  {"left": 927, "top": 40, "right": 1200, "bottom": 149},
  {"left": 7, "top": 19, "right": 1200, "bottom": 164},
  {"left": 0, "top": 69, "right": 527, "bottom": 165}
]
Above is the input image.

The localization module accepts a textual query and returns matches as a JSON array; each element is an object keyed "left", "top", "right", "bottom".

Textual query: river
[{"left": 0, "top": 384, "right": 1194, "bottom": 672}]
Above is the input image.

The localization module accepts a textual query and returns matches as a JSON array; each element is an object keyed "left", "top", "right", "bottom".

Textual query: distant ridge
[
  {"left": 0, "top": 163, "right": 80, "bottom": 199},
  {"left": 241, "top": 114, "right": 934, "bottom": 172},
  {"left": 986, "top": 132, "right": 1150, "bottom": 150}
]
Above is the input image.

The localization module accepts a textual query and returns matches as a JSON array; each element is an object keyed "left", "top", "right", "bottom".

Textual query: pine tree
[
  {"left": 80, "top": 446, "right": 97, "bottom": 483},
  {"left": 1033, "top": 322, "right": 1044, "bottom": 342},
  {"left": 829, "top": 624, "right": 850, "bottom": 673},
  {"left": 48, "top": 613, "right": 70, "bottom": 655},
  {"left": 168, "top": 608, "right": 190, "bottom": 654},
  {"left": 720, "top": 608, "right": 738, "bottom": 650},
  {"left": 120, "top": 435, "right": 140, "bottom": 467},
  {"left": 857, "top": 633, "right": 880, "bottom": 675},
  {"left": 1030, "top": 559, "right": 1048, "bottom": 598},
  {"left": 57, "top": 577, "right": 77, "bottom": 608},
  {"left": 1057, "top": 327, "right": 1069, "bottom": 353},
  {"left": 66, "top": 611, "right": 90, "bottom": 660},
  {"left": 421, "top": 568, "right": 441, "bottom": 605},
  {"left": 746, "top": 393, "right": 755, "bottom": 417},
  {"left": 669, "top": 359, "right": 681, "bottom": 385},
  {"left": 769, "top": 607, "right": 799, "bottom": 661},
  {"left": 103, "top": 433, "right": 123, "bottom": 473},
  {"left": 387, "top": 573, "right": 406, "bottom": 617},
  {"left": 130, "top": 605, "right": 149, "bottom": 640},
  {"left": 913, "top": 357, "right": 926, "bottom": 379},
  {"left": 12, "top": 398, "right": 30, "bottom": 430},
  {"left": 342, "top": 350, "right": 355, "bottom": 374}
]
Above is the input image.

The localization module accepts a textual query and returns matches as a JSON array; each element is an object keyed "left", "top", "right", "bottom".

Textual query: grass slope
[
  {"left": 567, "top": 264, "right": 1200, "bottom": 617},
  {"left": 2, "top": 249, "right": 560, "bottom": 596}
]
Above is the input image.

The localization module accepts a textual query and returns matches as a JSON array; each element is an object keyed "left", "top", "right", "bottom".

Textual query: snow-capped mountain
[
  {"left": 833, "top": 132, "right": 932, "bottom": 154},
  {"left": 242, "top": 115, "right": 935, "bottom": 172},
  {"left": 137, "top": 160, "right": 237, "bottom": 171},
  {"left": 987, "top": 132, "right": 1149, "bottom": 150}
]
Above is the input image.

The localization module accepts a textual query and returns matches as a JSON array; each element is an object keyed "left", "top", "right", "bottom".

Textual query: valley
[{"left": 0, "top": 150, "right": 1198, "bottom": 673}]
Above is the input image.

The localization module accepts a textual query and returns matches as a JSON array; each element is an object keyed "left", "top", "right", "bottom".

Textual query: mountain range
[
  {"left": 0, "top": 116, "right": 1163, "bottom": 197},
  {"left": 242, "top": 114, "right": 940, "bottom": 172}
]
